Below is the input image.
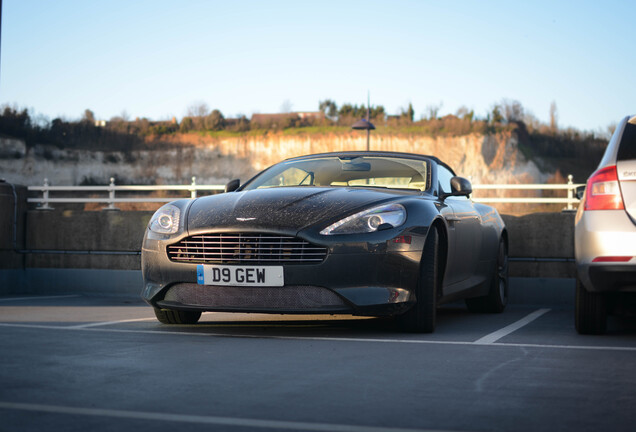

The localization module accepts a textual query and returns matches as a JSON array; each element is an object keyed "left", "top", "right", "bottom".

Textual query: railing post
[
  {"left": 104, "top": 177, "right": 120, "bottom": 211},
  {"left": 567, "top": 174, "right": 574, "bottom": 211},
  {"left": 39, "top": 178, "right": 53, "bottom": 210},
  {"left": 190, "top": 176, "right": 197, "bottom": 199}
]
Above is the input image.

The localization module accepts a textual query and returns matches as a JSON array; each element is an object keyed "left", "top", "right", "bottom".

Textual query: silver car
[{"left": 575, "top": 114, "right": 636, "bottom": 334}]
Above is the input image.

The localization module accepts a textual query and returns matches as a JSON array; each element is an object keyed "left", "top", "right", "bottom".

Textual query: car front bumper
[{"left": 141, "top": 230, "right": 425, "bottom": 316}]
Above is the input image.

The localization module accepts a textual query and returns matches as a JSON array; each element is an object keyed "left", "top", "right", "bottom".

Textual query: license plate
[{"left": 197, "top": 264, "right": 284, "bottom": 287}]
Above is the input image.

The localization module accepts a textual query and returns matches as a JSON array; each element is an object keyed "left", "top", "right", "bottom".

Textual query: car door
[{"left": 437, "top": 165, "right": 482, "bottom": 291}]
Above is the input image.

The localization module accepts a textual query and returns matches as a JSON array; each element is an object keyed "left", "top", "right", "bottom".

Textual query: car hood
[{"left": 186, "top": 187, "right": 405, "bottom": 234}]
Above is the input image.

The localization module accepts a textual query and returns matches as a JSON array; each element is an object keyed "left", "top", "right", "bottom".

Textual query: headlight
[
  {"left": 320, "top": 203, "right": 406, "bottom": 235},
  {"left": 149, "top": 204, "right": 181, "bottom": 234}
]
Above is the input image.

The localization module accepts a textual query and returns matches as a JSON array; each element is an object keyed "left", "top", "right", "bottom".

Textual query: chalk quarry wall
[{"left": 0, "top": 131, "right": 547, "bottom": 186}]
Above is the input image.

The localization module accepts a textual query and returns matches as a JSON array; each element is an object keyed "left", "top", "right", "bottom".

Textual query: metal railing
[
  {"left": 28, "top": 176, "right": 224, "bottom": 210},
  {"left": 472, "top": 175, "right": 584, "bottom": 210},
  {"left": 27, "top": 175, "right": 584, "bottom": 210}
]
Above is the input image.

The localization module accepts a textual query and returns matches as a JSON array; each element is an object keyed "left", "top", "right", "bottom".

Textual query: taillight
[
  {"left": 584, "top": 165, "right": 625, "bottom": 211},
  {"left": 592, "top": 256, "right": 633, "bottom": 262}
]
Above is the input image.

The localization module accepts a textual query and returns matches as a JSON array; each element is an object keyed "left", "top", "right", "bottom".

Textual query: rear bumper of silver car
[{"left": 575, "top": 209, "right": 636, "bottom": 292}]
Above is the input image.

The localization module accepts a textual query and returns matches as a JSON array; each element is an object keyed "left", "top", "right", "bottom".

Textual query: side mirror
[
  {"left": 450, "top": 176, "right": 472, "bottom": 196},
  {"left": 441, "top": 177, "right": 472, "bottom": 200},
  {"left": 225, "top": 179, "right": 240, "bottom": 193}
]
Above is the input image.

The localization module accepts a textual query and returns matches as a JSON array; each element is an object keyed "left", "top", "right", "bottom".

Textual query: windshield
[{"left": 243, "top": 155, "right": 430, "bottom": 191}]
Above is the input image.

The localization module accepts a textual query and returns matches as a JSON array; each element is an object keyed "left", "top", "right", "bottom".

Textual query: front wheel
[
  {"left": 465, "top": 237, "right": 508, "bottom": 313},
  {"left": 153, "top": 308, "right": 201, "bottom": 325},
  {"left": 575, "top": 278, "right": 607, "bottom": 335},
  {"left": 397, "top": 227, "right": 439, "bottom": 333}
]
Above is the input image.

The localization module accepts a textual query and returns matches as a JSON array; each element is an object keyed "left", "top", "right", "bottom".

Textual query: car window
[
  {"left": 437, "top": 165, "right": 454, "bottom": 195},
  {"left": 617, "top": 122, "right": 636, "bottom": 161},
  {"left": 256, "top": 167, "right": 314, "bottom": 188},
  {"left": 244, "top": 156, "right": 430, "bottom": 191}
]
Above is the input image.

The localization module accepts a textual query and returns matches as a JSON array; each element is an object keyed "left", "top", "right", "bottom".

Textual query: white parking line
[
  {"left": 68, "top": 317, "right": 157, "bottom": 329},
  {"left": 0, "top": 295, "right": 80, "bottom": 302},
  {"left": 473, "top": 308, "right": 551, "bottom": 345},
  {"left": 0, "top": 401, "right": 454, "bottom": 432},
  {"left": 1, "top": 321, "right": 636, "bottom": 352}
]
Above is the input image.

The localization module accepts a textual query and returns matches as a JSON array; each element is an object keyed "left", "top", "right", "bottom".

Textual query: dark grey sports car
[{"left": 141, "top": 151, "right": 508, "bottom": 332}]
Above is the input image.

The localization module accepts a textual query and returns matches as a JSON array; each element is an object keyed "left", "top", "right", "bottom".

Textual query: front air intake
[
  {"left": 162, "top": 283, "right": 348, "bottom": 310},
  {"left": 167, "top": 233, "right": 327, "bottom": 264}
]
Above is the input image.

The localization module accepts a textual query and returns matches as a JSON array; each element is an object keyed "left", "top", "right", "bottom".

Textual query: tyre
[
  {"left": 154, "top": 307, "right": 202, "bottom": 325},
  {"left": 575, "top": 278, "right": 607, "bottom": 334},
  {"left": 465, "top": 237, "right": 508, "bottom": 313},
  {"left": 397, "top": 226, "right": 439, "bottom": 333}
]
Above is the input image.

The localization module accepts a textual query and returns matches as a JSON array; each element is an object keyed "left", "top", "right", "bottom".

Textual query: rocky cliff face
[{"left": 0, "top": 131, "right": 547, "bottom": 186}]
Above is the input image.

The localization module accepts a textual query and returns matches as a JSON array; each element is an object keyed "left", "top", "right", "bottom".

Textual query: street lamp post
[
  {"left": 352, "top": 100, "right": 375, "bottom": 151},
  {"left": 351, "top": 118, "right": 375, "bottom": 151}
]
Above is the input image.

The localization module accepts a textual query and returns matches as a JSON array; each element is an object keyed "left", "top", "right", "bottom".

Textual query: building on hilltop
[
  {"left": 250, "top": 112, "right": 325, "bottom": 128},
  {"left": 296, "top": 112, "right": 325, "bottom": 121}
]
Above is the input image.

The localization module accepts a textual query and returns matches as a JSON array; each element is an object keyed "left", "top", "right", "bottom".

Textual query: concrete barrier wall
[
  {"left": 13, "top": 211, "right": 577, "bottom": 274},
  {"left": 502, "top": 212, "right": 576, "bottom": 278},
  {"left": 24, "top": 210, "right": 152, "bottom": 270},
  {"left": 0, "top": 183, "right": 577, "bottom": 299},
  {"left": 0, "top": 188, "right": 576, "bottom": 275}
]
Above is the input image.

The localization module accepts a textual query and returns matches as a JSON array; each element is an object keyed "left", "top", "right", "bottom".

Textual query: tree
[
  {"left": 400, "top": 103, "right": 415, "bottom": 122},
  {"left": 82, "top": 109, "right": 96, "bottom": 124},
  {"left": 187, "top": 102, "right": 209, "bottom": 118},
  {"left": 134, "top": 117, "right": 151, "bottom": 135},
  {"left": 107, "top": 112, "right": 131, "bottom": 134},
  {"left": 523, "top": 112, "right": 541, "bottom": 132},
  {"left": 490, "top": 105, "right": 504, "bottom": 123},
  {"left": 338, "top": 103, "right": 355, "bottom": 118},
  {"left": 319, "top": 99, "right": 338, "bottom": 118},
  {"left": 185, "top": 102, "right": 210, "bottom": 130},
  {"left": 456, "top": 106, "right": 474, "bottom": 122},
  {"left": 118, "top": 110, "right": 131, "bottom": 122},
  {"left": 406, "top": 103, "right": 414, "bottom": 122},
  {"left": 549, "top": 101, "right": 558, "bottom": 132},
  {"left": 501, "top": 99, "right": 524, "bottom": 123},
  {"left": 204, "top": 109, "right": 225, "bottom": 131},
  {"left": 338, "top": 103, "right": 367, "bottom": 119},
  {"left": 370, "top": 105, "right": 385, "bottom": 121},
  {"left": 180, "top": 117, "right": 194, "bottom": 133},
  {"left": 280, "top": 99, "right": 293, "bottom": 113},
  {"left": 0, "top": 106, "right": 32, "bottom": 137},
  {"left": 424, "top": 103, "right": 442, "bottom": 120},
  {"left": 228, "top": 115, "right": 250, "bottom": 132}
]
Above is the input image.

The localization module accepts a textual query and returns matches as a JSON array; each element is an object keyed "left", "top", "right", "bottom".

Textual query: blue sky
[{"left": 1, "top": 0, "right": 634, "bottom": 133}]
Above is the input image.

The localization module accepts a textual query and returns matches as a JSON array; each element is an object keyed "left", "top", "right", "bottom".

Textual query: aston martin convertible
[{"left": 141, "top": 151, "right": 508, "bottom": 332}]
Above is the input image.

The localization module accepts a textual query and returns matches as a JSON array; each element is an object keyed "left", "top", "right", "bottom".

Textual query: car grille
[{"left": 167, "top": 233, "right": 328, "bottom": 264}]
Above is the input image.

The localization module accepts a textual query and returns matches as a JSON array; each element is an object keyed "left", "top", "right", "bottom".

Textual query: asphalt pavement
[{"left": 1, "top": 293, "right": 635, "bottom": 432}]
